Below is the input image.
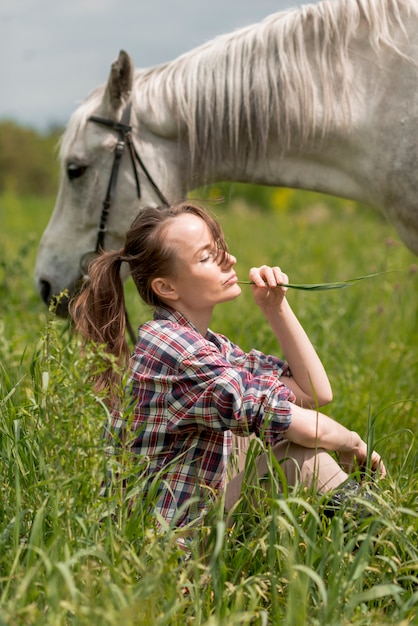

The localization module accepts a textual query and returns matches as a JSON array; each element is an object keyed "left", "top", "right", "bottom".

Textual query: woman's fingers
[
  {"left": 340, "top": 448, "right": 386, "bottom": 478},
  {"left": 272, "top": 266, "right": 289, "bottom": 288},
  {"left": 371, "top": 451, "right": 387, "bottom": 478},
  {"left": 249, "top": 265, "right": 289, "bottom": 290}
]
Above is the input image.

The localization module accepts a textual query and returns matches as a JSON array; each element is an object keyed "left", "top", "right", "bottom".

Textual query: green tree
[{"left": 0, "top": 121, "right": 61, "bottom": 195}]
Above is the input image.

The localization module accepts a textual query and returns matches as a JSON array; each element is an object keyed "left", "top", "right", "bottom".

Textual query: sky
[{"left": 0, "top": 0, "right": 314, "bottom": 132}]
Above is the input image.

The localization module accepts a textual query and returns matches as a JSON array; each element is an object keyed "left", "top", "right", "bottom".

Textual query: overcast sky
[{"left": 0, "top": 0, "right": 315, "bottom": 132}]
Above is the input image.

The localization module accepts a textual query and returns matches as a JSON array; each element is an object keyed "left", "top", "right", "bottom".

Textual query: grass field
[{"left": 0, "top": 189, "right": 417, "bottom": 625}]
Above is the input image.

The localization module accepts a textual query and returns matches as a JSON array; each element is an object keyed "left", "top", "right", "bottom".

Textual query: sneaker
[{"left": 323, "top": 479, "right": 374, "bottom": 520}]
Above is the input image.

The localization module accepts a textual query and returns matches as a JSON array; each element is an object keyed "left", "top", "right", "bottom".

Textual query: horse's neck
[{"left": 136, "top": 0, "right": 417, "bottom": 203}]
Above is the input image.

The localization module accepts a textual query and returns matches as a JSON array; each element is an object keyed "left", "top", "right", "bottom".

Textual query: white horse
[{"left": 35, "top": 0, "right": 418, "bottom": 310}]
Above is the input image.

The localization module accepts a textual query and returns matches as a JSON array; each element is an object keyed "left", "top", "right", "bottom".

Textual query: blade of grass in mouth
[{"left": 237, "top": 271, "right": 400, "bottom": 291}]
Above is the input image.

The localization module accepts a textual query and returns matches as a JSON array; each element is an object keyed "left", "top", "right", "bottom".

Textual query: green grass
[{"left": 0, "top": 190, "right": 417, "bottom": 625}]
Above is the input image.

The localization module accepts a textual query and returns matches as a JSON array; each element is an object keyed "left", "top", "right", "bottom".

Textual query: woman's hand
[
  {"left": 286, "top": 409, "right": 387, "bottom": 479},
  {"left": 249, "top": 265, "right": 333, "bottom": 407},
  {"left": 249, "top": 265, "right": 289, "bottom": 311},
  {"left": 338, "top": 431, "right": 387, "bottom": 478}
]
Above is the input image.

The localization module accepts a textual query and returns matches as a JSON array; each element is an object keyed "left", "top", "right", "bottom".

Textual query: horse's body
[{"left": 35, "top": 0, "right": 418, "bottom": 307}]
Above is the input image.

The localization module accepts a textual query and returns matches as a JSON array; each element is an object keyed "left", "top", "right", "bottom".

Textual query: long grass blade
[{"left": 237, "top": 271, "right": 399, "bottom": 291}]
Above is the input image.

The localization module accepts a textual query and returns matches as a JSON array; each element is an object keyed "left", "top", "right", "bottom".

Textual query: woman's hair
[{"left": 70, "top": 200, "right": 228, "bottom": 394}]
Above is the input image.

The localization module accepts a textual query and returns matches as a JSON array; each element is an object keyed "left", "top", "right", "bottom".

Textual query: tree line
[
  {"left": 0, "top": 120, "right": 278, "bottom": 208},
  {"left": 0, "top": 121, "right": 62, "bottom": 196}
]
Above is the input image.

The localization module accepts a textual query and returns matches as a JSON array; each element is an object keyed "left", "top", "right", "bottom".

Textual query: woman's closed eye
[{"left": 200, "top": 248, "right": 218, "bottom": 263}]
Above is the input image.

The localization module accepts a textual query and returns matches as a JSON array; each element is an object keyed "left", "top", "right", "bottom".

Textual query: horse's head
[{"left": 35, "top": 50, "right": 184, "bottom": 315}]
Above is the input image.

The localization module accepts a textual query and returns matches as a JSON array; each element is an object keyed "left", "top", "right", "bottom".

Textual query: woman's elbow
[
  {"left": 291, "top": 380, "right": 333, "bottom": 408},
  {"left": 316, "top": 388, "right": 333, "bottom": 406},
  {"left": 306, "top": 385, "right": 333, "bottom": 407}
]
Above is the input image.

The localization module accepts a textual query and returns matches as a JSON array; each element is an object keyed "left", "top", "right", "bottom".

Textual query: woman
[{"left": 71, "top": 201, "right": 386, "bottom": 529}]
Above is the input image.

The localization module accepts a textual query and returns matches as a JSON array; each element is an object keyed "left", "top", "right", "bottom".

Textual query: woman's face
[{"left": 160, "top": 213, "right": 241, "bottom": 314}]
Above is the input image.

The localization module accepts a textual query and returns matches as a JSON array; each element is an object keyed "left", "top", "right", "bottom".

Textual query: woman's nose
[{"left": 222, "top": 252, "right": 236, "bottom": 269}]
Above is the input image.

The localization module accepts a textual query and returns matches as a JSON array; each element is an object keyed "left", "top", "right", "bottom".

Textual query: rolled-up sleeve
[{"left": 173, "top": 343, "right": 295, "bottom": 446}]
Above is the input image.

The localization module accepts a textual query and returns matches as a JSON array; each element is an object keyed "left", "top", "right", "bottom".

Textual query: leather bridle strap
[
  {"left": 86, "top": 102, "right": 170, "bottom": 344},
  {"left": 88, "top": 102, "right": 169, "bottom": 253},
  {"left": 89, "top": 104, "right": 134, "bottom": 252}
]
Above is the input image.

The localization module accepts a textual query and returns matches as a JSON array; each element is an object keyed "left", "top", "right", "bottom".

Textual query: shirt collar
[
  {"left": 154, "top": 306, "right": 197, "bottom": 330},
  {"left": 154, "top": 306, "right": 216, "bottom": 342}
]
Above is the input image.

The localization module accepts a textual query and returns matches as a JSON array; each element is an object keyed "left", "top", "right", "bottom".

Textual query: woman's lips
[{"left": 224, "top": 273, "right": 238, "bottom": 285}]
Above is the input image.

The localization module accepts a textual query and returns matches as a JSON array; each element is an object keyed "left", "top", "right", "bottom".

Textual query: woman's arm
[
  {"left": 285, "top": 404, "right": 386, "bottom": 477},
  {"left": 249, "top": 265, "right": 332, "bottom": 407}
]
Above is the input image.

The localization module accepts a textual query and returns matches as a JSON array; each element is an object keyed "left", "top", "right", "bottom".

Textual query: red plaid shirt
[{"left": 106, "top": 307, "right": 295, "bottom": 527}]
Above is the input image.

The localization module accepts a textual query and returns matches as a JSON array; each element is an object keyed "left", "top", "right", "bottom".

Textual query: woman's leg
[{"left": 225, "top": 438, "right": 348, "bottom": 513}]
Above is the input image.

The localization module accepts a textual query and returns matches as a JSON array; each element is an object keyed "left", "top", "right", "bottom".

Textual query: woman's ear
[{"left": 151, "top": 278, "right": 179, "bottom": 302}]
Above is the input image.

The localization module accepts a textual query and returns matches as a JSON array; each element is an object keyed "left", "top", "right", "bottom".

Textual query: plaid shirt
[{"left": 106, "top": 306, "right": 295, "bottom": 527}]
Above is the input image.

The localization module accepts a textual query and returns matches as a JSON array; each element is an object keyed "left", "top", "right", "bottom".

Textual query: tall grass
[{"left": 0, "top": 190, "right": 417, "bottom": 625}]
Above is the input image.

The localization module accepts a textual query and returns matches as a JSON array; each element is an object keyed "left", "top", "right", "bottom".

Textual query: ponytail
[
  {"left": 70, "top": 250, "right": 129, "bottom": 395},
  {"left": 70, "top": 200, "right": 229, "bottom": 397}
]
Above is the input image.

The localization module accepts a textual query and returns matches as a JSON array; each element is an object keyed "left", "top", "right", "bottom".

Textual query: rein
[{"left": 83, "top": 101, "right": 169, "bottom": 344}]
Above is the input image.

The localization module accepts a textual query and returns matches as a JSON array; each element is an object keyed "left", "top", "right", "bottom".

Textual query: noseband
[{"left": 82, "top": 101, "right": 169, "bottom": 343}]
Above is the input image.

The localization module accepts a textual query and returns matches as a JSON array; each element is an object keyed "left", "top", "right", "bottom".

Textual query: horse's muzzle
[{"left": 38, "top": 278, "right": 80, "bottom": 317}]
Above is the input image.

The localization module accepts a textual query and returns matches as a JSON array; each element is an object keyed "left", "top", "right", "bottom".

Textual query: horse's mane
[
  {"left": 62, "top": 0, "right": 415, "bottom": 173},
  {"left": 138, "top": 0, "right": 415, "bottom": 175}
]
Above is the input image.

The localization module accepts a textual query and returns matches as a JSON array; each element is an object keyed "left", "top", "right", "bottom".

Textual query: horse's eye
[{"left": 67, "top": 163, "right": 87, "bottom": 180}]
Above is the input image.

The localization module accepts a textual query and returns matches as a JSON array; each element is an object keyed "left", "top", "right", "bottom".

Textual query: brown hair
[{"left": 70, "top": 201, "right": 228, "bottom": 394}]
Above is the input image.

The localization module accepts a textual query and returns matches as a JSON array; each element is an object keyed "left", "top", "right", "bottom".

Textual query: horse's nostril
[
  {"left": 39, "top": 280, "right": 71, "bottom": 317},
  {"left": 39, "top": 280, "right": 52, "bottom": 305}
]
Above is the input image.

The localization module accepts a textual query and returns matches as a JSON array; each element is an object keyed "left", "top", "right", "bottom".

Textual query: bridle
[
  {"left": 83, "top": 101, "right": 169, "bottom": 260},
  {"left": 80, "top": 101, "right": 169, "bottom": 343}
]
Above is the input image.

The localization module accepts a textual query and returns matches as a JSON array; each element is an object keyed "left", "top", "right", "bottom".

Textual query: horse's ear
[{"left": 102, "top": 50, "right": 134, "bottom": 115}]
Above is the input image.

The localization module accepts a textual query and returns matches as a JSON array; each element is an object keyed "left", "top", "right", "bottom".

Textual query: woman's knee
[{"left": 271, "top": 442, "right": 343, "bottom": 489}]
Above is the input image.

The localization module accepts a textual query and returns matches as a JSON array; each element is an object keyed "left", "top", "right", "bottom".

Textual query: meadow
[{"left": 0, "top": 188, "right": 417, "bottom": 625}]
